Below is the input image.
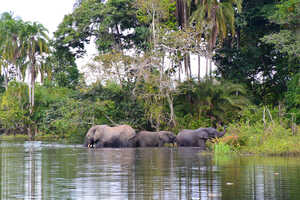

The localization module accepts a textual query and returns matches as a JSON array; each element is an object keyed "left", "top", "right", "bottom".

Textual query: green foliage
[
  {"left": 34, "top": 86, "right": 117, "bottom": 143},
  {"left": 214, "top": 0, "right": 299, "bottom": 105},
  {"left": 261, "top": 0, "right": 300, "bottom": 57},
  {"left": 224, "top": 116, "right": 300, "bottom": 155},
  {"left": 285, "top": 73, "right": 300, "bottom": 123},
  {"left": 135, "top": 76, "right": 167, "bottom": 130},
  {"left": 81, "top": 81, "right": 148, "bottom": 129},
  {"left": 190, "top": 0, "right": 242, "bottom": 51},
  {"left": 213, "top": 142, "right": 233, "bottom": 154},
  {"left": 271, "top": 0, "right": 300, "bottom": 25},
  {"left": 261, "top": 30, "right": 300, "bottom": 57},
  {"left": 0, "top": 0, "right": 297, "bottom": 148},
  {"left": 174, "top": 79, "right": 249, "bottom": 128},
  {"left": 40, "top": 98, "right": 108, "bottom": 143},
  {"left": 0, "top": 82, "right": 29, "bottom": 133},
  {"left": 46, "top": 41, "right": 80, "bottom": 89},
  {"left": 176, "top": 113, "right": 212, "bottom": 131},
  {"left": 55, "top": 0, "right": 149, "bottom": 55},
  {"left": 136, "top": 0, "right": 177, "bottom": 29}
]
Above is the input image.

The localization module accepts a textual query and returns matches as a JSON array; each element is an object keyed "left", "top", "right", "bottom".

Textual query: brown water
[{"left": 1, "top": 141, "right": 300, "bottom": 199}]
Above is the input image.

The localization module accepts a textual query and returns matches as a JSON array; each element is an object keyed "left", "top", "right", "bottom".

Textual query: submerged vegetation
[{"left": 0, "top": 0, "right": 299, "bottom": 154}]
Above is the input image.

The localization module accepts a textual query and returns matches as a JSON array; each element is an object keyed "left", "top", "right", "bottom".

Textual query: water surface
[{"left": 1, "top": 141, "right": 300, "bottom": 199}]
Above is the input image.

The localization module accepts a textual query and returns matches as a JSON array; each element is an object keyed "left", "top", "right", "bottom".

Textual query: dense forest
[{"left": 0, "top": 0, "right": 299, "bottom": 153}]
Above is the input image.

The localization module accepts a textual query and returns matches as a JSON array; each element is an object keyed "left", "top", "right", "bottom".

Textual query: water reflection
[{"left": 1, "top": 141, "right": 300, "bottom": 199}]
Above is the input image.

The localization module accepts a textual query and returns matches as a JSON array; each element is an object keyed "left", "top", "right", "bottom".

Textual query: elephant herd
[{"left": 84, "top": 124, "right": 226, "bottom": 150}]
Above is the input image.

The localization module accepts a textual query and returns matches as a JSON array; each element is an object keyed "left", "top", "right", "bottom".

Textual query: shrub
[
  {"left": 0, "top": 81, "right": 30, "bottom": 134},
  {"left": 285, "top": 73, "right": 300, "bottom": 124},
  {"left": 213, "top": 142, "right": 233, "bottom": 154}
]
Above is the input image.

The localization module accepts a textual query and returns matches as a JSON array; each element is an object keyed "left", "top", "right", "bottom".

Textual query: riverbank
[
  {"left": 1, "top": 121, "right": 299, "bottom": 156},
  {"left": 214, "top": 122, "right": 300, "bottom": 156},
  {"left": 0, "top": 133, "right": 67, "bottom": 143}
]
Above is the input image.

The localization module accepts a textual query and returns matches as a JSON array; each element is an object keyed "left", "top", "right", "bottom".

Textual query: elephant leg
[
  {"left": 198, "top": 139, "right": 207, "bottom": 150},
  {"left": 95, "top": 142, "right": 103, "bottom": 148},
  {"left": 158, "top": 141, "right": 165, "bottom": 147},
  {"left": 139, "top": 140, "right": 146, "bottom": 147},
  {"left": 95, "top": 139, "right": 104, "bottom": 148}
]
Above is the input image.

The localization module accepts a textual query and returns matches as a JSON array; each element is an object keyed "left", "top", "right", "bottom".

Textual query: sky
[
  {"left": 0, "top": 0, "right": 97, "bottom": 74},
  {"left": 0, "top": 0, "right": 75, "bottom": 38},
  {"left": 0, "top": 0, "right": 212, "bottom": 80}
]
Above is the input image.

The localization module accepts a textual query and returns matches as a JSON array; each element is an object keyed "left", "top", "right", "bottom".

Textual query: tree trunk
[
  {"left": 166, "top": 93, "right": 176, "bottom": 127},
  {"left": 205, "top": 57, "right": 209, "bottom": 78},
  {"left": 29, "top": 61, "right": 36, "bottom": 140},
  {"left": 237, "top": 28, "right": 240, "bottom": 49},
  {"left": 182, "top": 1, "right": 191, "bottom": 80},
  {"left": 30, "top": 64, "right": 36, "bottom": 113},
  {"left": 27, "top": 127, "right": 33, "bottom": 140},
  {"left": 198, "top": 54, "right": 201, "bottom": 82},
  {"left": 184, "top": 54, "right": 191, "bottom": 79},
  {"left": 209, "top": 58, "right": 212, "bottom": 79},
  {"left": 152, "top": 3, "right": 156, "bottom": 48},
  {"left": 3, "top": 67, "right": 8, "bottom": 90},
  {"left": 178, "top": 63, "right": 181, "bottom": 82}
]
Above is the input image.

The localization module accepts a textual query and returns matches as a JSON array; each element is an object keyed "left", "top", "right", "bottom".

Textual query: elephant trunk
[
  {"left": 87, "top": 137, "right": 95, "bottom": 148},
  {"left": 219, "top": 126, "right": 226, "bottom": 137}
]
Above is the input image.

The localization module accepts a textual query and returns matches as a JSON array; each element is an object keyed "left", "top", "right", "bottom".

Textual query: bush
[
  {"left": 225, "top": 120, "right": 300, "bottom": 155},
  {"left": 0, "top": 81, "right": 30, "bottom": 134},
  {"left": 285, "top": 73, "right": 300, "bottom": 124},
  {"left": 213, "top": 142, "right": 233, "bottom": 154},
  {"left": 174, "top": 79, "right": 250, "bottom": 128}
]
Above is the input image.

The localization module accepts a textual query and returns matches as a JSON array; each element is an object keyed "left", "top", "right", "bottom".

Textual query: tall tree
[
  {"left": 214, "top": 0, "right": 298, "bottom": 105},
  {"left": 175, "top": 0, "right": 192, "bottom": 78},
  {"left": 262, "top": 0, "right": 300, "bottom": 57},
  {"left": 0, "top": 13, "right": 25, "bottom": 87},
  {"left": 22, "top": 22, "right": 49, "bottom": 138},
  {"left": 190, "top": 0, "right": 242, "bottom": 77},
  {"left": 55, "top": 0, "right": 149, "bottom": 56}
]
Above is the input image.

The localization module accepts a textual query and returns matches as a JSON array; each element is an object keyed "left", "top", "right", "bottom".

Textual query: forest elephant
[
  {"left": 176, "top": 127, "right": 226, "bottom": 149},
  {"left": 84, "top": 124, "right": 136, "bottom": 148},
  {"left": 133, "top": 131, "right": 176, "bottom": 147}
]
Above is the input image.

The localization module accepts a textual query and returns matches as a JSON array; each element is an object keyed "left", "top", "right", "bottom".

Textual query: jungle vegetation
[{"left": 0, "top": 0, "right": 299, "bottom": 154}]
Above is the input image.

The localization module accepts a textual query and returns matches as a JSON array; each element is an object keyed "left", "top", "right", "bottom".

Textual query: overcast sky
[
  {"left": 0, "top": 0, "right": 211, "bottom": 79},
  {"left": 0, "top": 0, "right": 75, "bottom": 37}
]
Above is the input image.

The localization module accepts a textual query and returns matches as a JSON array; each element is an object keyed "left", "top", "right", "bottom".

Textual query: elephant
[
  {"left": 84, "top": 124, "right": 136, "bottom": 148},
  {"left": 133, "top": 131, "right": 176, "bottom": 147},
  {"left": 176, "top": 126, "right": 226, "bottom": 149}
]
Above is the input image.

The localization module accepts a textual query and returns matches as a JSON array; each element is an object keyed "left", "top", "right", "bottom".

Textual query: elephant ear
[
  {"left": 128, "top": 134, "right": 136, "bottom": 141},
  {"left": 196, "top": 128, "right": 215, "bottom": 139},
  {"left": 159, "top": 132, "right": 169, "bottom": 142},
  {"left": 158, "top": 133, "right": 164, "bottom": 140},
  {"left": 203, "top": 128, "right": 219, "bottom": 139}
]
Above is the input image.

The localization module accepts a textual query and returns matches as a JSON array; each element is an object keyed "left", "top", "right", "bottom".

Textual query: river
[{"left": 1, "top": 141, "right": 300, "bottom": 199}]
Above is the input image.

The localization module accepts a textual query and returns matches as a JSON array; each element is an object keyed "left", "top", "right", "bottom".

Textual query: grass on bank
[
  {"left": 215, "top": 121, "right": 300, "bottom": 155},
  {"left": 213, "top": 142, "right": 234, "bottom": 154}
]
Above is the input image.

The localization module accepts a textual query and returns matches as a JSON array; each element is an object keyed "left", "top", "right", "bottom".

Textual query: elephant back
[
  {"left": 109, "top": 125, "right": 136, "bottom": 147},
  {"left": 119, "top": 125, "right": 136, "bottom": 136}
]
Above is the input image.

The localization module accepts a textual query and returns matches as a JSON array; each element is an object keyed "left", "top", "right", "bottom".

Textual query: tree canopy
[{"left": 0, "top": 0, "right": 299, "bottom": 142}]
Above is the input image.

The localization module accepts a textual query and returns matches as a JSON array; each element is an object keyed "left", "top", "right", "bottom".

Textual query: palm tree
[
  {"left": 0, "top": 13, "right": 22, "bottom": 87},
  {"left": 175, "top": 0, "right": 192, "bottom": 79},
  {"left": 23, "top": 22, "right": 49, "bottom": 110},
  {"left": 22, "top": 22, "right": 49, "bottom": 139},
  {"left": 190, "top": 0, "right": 242, "bottom": 77},
  {"left": 0, "top": 13, "right": 50, "bottom": 138},
  {"left": 0, "top": 13, "right": 31, "bottom": 84},
  {"left": 175, "top": 79, "right": 248, "bottom": 126}
]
